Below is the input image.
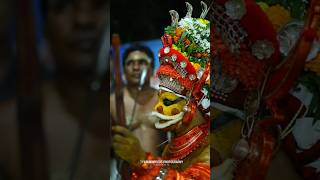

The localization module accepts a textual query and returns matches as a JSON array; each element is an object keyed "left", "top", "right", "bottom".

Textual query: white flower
[
  {"left": 177, "top": 17, "right": 210, "bottom": 53},
  {"left": 201, "top": 98, "right": 210, "bottom": 109},
  {"left": 178, "top": 18, "right": 194, "bottom": 29}
]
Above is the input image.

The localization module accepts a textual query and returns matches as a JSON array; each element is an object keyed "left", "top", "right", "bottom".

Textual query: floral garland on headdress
[
  {"left": 164, "top": 17, "right": 210, "bottom": 68},
  {"left": 157, "top": 2, "right": 211, "bottom": 120}
]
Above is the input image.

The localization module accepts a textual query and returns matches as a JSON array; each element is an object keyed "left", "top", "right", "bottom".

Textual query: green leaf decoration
[{"left": 164, "top": 26, "right": 175, "bottom": 36}]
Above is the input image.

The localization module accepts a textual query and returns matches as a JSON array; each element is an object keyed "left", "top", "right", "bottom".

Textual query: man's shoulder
[
  {"left": 109, "top": 92, "right": 117, "bottom": 109},
  {"left": 109, "top": 87, "right": 130, "bottom": 104},
  {"left": 110, "top": 92, "right": 115, "bottom": 99},
  {"left": 110, "top": 87, "right": 129, "bottom": 97}
]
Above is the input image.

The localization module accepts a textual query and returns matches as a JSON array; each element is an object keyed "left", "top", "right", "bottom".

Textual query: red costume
[{"left": 131, "top": 2, "right": 211, "bottom": 179}]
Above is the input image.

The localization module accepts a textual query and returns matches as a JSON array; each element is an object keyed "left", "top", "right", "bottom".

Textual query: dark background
[{"left": 111, "top": 0, "right": 205, "bottom": 43}]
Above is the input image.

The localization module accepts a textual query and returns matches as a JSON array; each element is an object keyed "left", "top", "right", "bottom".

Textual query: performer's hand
[
  {"left": 112, "top": 126, "right": 146, "bottom": 166},
  {"left": 305, "top": 54, "right": 320, "bottom": 75}
]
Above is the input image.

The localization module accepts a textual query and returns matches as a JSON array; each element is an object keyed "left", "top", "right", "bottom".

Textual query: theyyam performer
[{"left": 112, "top": 1, "right": 211, "bottom": 179}]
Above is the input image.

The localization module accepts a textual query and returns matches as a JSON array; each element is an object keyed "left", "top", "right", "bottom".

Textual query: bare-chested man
[{"left": 110, "top": 44, "right": 165, "bottom": 156}]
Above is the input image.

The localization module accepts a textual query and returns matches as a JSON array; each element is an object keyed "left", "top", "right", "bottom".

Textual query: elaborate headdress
[
  {"left": 210, "top": 0, "right": 280, "bottom": 98},
  {"left": 157, "top": 1, "right": 211, "bottom": 124},
  {"left": 209, "top": 1, "right": 319, "bottom": 178}
]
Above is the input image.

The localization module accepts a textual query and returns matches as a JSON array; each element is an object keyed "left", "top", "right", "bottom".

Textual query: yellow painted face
[{"left": 154, "top": 90, "right": 187, "bottom": 116}]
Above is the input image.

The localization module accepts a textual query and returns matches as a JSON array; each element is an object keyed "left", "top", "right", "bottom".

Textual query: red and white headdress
[
  {"left": 157, "top": 2, "right": 211, "bottom": 122},
  {"left": 209, "top": 0, "right": 281, "bottom": 104}
]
